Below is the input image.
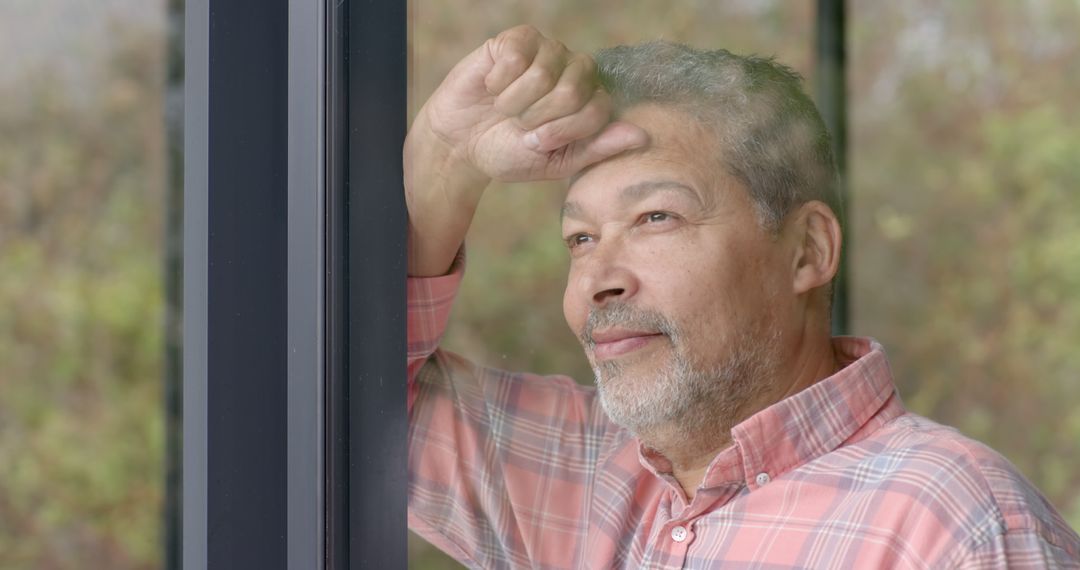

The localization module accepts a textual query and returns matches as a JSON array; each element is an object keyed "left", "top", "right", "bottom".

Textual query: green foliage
[{"left": 0, "top": 24, "right": 166, "bottom": 570}]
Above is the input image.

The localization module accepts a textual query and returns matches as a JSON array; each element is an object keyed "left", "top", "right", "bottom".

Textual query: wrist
[
  {"left": 403, "top": 108, "right": 490, "bottom": 277},
  {"left": 404, "top": 108, "right": 490, "bottom": 206}
]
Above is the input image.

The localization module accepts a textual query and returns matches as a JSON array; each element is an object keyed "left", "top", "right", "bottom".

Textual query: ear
[{"left": 788, "top": 201, "right": 842, "bottom": 296}]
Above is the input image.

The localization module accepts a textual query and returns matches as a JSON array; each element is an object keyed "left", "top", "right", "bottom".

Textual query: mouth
[{"left": 590, "top": 329, "right": 665, "bottom": 361}]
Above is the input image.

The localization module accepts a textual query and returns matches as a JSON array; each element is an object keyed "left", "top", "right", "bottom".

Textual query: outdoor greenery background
[
  {"left": 0, "top": 1, "right": 167, "bottom": 568},
  {"left": 408, "top": 1, "right": 1080, "bottom": 568},
  {"left": 0, "top": 1, "right": 1076, "bottom": 569}
]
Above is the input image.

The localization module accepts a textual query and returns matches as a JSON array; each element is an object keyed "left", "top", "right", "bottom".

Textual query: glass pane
[
  {"left": 0, "top": 0, "right": 174, "bottom": 568},
  {"left": 850, "top": 0, "right": 1080, "bottom": 528},
  {"left": 407, "top": 2, "right": 814, "bottom": 567}
]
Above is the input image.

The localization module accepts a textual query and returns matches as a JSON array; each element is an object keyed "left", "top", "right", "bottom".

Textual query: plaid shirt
[{"left": 407, "top": 266, "right": 1080, "bottom": 569}]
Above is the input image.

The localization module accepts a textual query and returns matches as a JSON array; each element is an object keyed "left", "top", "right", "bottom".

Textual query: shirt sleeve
[
  {"left": 950, "top": 519, "right": 1080, "bottom": 569},
  {"left": 405, "top": 255, "right": 615, "bottom": 569},
  {"left": 406, "top": 253, "right": 466, "bottom": 410}
]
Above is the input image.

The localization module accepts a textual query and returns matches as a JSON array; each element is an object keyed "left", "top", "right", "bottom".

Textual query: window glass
[
  {"left": 850, "top": 0, "right": 1080, "bottom": 528},
  {"left": 407, "top": 2, "right": 813, "bottom": 566},
  {"left": 0, "top": 1, "right": 172, "bottom": 568},
  {"left": 407, "top": 2, "right": 1080, "bottom": 567}
]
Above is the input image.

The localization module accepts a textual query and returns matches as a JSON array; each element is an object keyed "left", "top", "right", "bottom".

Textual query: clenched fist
[{"left": 405, "top": 25, "right": 647, "bottom": 276}]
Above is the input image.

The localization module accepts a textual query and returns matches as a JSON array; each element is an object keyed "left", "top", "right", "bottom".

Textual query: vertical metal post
[
  {"left": 816, "top": 0, "right": 849, "bottom": 335},
  {"left": 204, "top": 0, "right": 290, "bottom": 564},
  {"left": 287, "top": 0, "right": 327, "bottom": 567},
  {"left": 324, "top": 0, "right": 350, "bottom": 565},
  {"left": 164, "top": 1, "right": 184, "bottom": 569},
  {"left": 181, "top": 0, "right": 208, "bottom": 565},
  {"left": 343, "top": 0, "right": 409, "bottom": 567},
  {"left": 184, "top": 0, "right": 292, "bottom": 567},
  {"left": 187, "top": 0, "right": 406, "bottom": 566}
]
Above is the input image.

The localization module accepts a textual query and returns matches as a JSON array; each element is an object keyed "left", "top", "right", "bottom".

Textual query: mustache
[{"left": 580, "top": 301, "right": 680, "bottom": 348}]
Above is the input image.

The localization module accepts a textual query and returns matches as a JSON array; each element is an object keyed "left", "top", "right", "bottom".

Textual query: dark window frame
[
  {"left": 181, "top": 2, "right": 841, "bottom": 568},
  {"left": 184, "top": 0, "right": 407, "bottom": 567}
]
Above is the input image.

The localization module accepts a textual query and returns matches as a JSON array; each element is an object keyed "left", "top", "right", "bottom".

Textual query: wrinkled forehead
[
  {"left": 563, "top": 106, "right": 728, "bottom": 212},
  {"left": 570, "top": 103, "right": 723, "bottom": 178}
]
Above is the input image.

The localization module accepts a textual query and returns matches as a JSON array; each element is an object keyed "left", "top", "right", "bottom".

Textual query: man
[{"left": 404, "top": 25, "right": 1080, "bottom": 568}]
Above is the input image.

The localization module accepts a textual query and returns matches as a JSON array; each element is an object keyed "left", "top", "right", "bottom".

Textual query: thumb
[{"left": 565, "top": 121, "right": 649, "bottom": 173}]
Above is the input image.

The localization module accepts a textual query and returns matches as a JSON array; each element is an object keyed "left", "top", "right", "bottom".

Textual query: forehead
[{"left": 564, "top": 105, "right": 727, "bottom": 209}]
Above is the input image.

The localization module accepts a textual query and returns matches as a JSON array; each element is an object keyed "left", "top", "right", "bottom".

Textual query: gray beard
[{"left": 583, "top": 302, "right": 776, "bottom": 441}]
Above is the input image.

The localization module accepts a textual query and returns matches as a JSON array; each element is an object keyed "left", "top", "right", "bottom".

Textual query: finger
[
  {"left": 493, "top": 38, "right": 568, "bottom": 118},
  {"left": 558, "top": 120, "right": 650, "bottom": 175},
  {"left": 484, "top": 26, "right": 542, "bottom": 96},
  {"left": 516, "top": 54, "right": 596, "bottom": 132},
  {"left": 525, "top": 89, "right": 611, "bottom": 152}
]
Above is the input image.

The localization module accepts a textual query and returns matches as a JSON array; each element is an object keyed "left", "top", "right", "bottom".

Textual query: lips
[{"left": 591, "top": 328, "right": 664, "bottom": 360}]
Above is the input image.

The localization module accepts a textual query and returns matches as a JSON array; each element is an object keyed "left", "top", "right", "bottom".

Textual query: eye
[
  {"left": 564, "top": 233, "right": 594, "bottom": 249},
  {"left": 642, "top": 211, "right": 678, "bottom": 224}
]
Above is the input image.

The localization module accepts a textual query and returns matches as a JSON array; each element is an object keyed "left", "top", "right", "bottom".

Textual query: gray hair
[{"left": 595, "top": 41, "right": 842, "bottom": 233}]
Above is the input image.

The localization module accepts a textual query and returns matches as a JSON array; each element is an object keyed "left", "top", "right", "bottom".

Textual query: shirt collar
[{"left": 637, "top": 337, "right": 906, "bottom": 491}]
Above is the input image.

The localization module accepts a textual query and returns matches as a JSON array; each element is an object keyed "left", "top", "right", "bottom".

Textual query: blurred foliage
[
  {"left": 850, "top": 0, "right": 1080, "bottom": 530},
  {"left": 1, "top": 1, "right": 1077, "bottom": 569},
  {"left": 0, "top": 19, "right": 166, "bottom": 570},
  {"left": 410, "top": 0, "right": 1080, "bottom": 567}
]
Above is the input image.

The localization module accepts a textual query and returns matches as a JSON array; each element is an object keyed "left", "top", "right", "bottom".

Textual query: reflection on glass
[
  {"left": 407, "top": 2, "right": 812, "bottom": 567},
  {"left": 408, "top": 1, "right": 1080, "bottom": 568},
  {"left": 0, "top": 1, "right": 169, "bottom": 568}
]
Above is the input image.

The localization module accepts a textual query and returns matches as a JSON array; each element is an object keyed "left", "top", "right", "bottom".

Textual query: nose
[{"left": 578, "top": 239, "right": 639, "bottom": 307}]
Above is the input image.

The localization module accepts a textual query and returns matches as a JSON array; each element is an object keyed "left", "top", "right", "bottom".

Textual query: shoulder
[{"left": 842, "top": 412, "right": 1080, "bottom": 565}]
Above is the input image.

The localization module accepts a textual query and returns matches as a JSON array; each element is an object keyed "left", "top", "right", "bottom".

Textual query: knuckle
[
  {"left": 514, "top": 24, "right": 540, "bottom": 37},
  {"left": 492, "top": 27, "right": 539, "bottom": 71},
  {"left": 501, "top": 24, "right": 535, "bottom": 40},
  {"left": 526, "top": 66, "right": 558, "bottom": 90},
  {"left": 552, "top": 83, "right": 587, "bottom": 108},
  {"left": 500, "top": 51, "right": 529, "bottom": 73},
  {"left": 499, "top": 25, "right": 540, "bottom": 48}
]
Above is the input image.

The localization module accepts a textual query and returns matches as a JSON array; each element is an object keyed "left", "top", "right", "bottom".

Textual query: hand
[
  {"left": 413, "top": 25, "right": 648, "bottom": 183},
  {"left": 404, "top": 26, "right": 647, "bottom": 276}
]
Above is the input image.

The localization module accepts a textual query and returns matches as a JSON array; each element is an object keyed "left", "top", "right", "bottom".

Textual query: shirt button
[
  {"left": 755, "top": 472, "right": 771, "bottom": 486},
  {"left": 670, "top": 525, "right": 688, "bottom": 542}
]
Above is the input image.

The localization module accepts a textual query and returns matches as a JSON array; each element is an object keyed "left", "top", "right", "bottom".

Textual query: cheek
[
  {"left": 636, "top": 247, "right": 716, "bottom": 319},
  {"left": 562, "top": 273, "right": 585, "bottom": 335},
  {"left": 650, "top": 243, "right": 740, "bottom": 320}
]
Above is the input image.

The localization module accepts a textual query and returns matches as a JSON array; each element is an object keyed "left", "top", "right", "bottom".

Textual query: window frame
[{"left": 182, "top": 2, "right": 841, "bottom": 567}]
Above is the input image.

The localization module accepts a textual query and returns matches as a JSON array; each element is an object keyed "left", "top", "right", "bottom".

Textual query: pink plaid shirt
[{"left": 407, "top": 266, "right": 1080, "bottom": 569}]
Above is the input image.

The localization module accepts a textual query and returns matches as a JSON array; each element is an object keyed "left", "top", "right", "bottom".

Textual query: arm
[{"left": 403, "top": 25, "right": 644, "bottom": 567}]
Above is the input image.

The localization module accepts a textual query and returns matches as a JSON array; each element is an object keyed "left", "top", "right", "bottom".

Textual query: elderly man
[{"left": 404, "top": 26, "right": 1080, "bottom": 568}]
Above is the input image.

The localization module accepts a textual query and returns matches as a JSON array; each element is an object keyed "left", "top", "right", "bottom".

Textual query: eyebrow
[{"left": 561, "top": 180, "right": 706, "bottom": 223}]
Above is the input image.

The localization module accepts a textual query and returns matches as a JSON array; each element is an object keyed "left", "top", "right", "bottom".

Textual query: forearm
[{"left": 404, "top": 109, "right": 490, "bottom": 277}]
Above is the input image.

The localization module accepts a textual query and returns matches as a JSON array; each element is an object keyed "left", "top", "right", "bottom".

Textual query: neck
[{"left": 643, "top": 326, "right": 839, "bottom": 501}]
